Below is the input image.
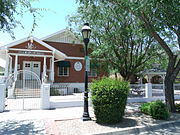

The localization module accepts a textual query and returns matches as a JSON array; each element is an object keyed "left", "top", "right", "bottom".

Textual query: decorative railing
[{"left": 50, "top": 83, "right": 69, "bottom": 96}]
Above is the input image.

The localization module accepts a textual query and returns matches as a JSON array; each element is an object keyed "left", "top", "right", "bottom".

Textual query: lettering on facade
[{"left": 18, "top": 51, "right": 45, "bottom": 55}]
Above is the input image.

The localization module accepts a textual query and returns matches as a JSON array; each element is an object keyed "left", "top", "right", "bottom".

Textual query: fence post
[
  {"left": 41, "top": 83, "right": 50, "bottom": 109},
  {"left": 0, "top": 83, "right": 6, "bottom": 112},
  {"left": 145, "top": 83, "right": 152, "bottom": 101}
]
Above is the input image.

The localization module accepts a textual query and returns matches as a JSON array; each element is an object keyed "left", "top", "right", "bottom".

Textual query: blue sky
[{"left": 0, "top": 0, "right": 79, "bottom": 46}]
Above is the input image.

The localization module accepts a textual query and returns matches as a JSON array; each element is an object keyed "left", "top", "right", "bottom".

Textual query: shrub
[
  {"left": 90, "top": 78, "right": 130, "bottom": 124},
  {"left": 149, "top": 100, "right": 169, "bottom": 120},
  {"left": 140, "top": 102, "right": 152, "bottom": 115}
]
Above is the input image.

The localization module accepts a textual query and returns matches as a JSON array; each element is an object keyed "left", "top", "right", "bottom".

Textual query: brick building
[{"left": 0, "top": 29, "right": 105, "bottom": 94}]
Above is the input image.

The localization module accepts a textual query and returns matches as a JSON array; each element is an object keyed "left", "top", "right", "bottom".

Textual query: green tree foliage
[
  {"left": 0, "top": 0, "right": 43, "bottom": 38},
  {"left": 69, "top": 1, "right": 162, "bottom": 81},
  {"left": 123, "top": 0, "right": 180, "bottom": 112},
  {"left": 76, "top": 0, "right": 180, "bottom": 112}
]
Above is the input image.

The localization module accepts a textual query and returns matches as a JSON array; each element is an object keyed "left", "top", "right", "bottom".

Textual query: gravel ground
[
  {"left": 56, "top": 112, "right": 159, "bottom": 135},
  {"left": 56, "top": 103, "right": 180, "bottom": 135}
]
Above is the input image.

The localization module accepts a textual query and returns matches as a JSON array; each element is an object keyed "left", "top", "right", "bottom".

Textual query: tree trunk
[
  {"left": 164, "top": 75, "right": 175, "bottom": 112},
  {"left": 164, "top": 57, "right": 178, "bottom": 112}
]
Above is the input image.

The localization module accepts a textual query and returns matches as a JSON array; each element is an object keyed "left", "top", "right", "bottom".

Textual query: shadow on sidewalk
[{"left": 0, "top": 120, "right": 45, "bottom": 135}]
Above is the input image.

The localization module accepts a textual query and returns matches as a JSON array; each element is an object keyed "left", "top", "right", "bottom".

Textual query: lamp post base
[
  {"left": 81, "top": 116, "right": 91, "bottom": 121},
  {"left": 82, "top": 112, "right": 91, "bottom": 121}
]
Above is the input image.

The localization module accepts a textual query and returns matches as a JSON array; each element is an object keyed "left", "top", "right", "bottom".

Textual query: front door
[{"left": 23, "top": 61, "right": 41, "bottom": 79}]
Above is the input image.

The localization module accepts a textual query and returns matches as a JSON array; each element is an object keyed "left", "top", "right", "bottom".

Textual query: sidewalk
[{"left": 0, "top": 103, "right": 180, "bottom": 135}]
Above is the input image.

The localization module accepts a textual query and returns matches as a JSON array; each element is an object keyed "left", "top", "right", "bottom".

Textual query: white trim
[
  {"left": 51, "top": 54, "right": 55, "bottom": 82},
  {"left": 9, "top": 56, "right": 12, "bottom": 74},
  {"left": 14, "top": 55, "right": 18, "bottom": 80},
  {"left": 41, "top": 29, "right": 82, "bottom": 44},
  {"left": 43, "top": 56, "right": 47, "bottom": 77},
  {"left": 5, "top": 50, "right": 9, "bottom": 77},
  {"left": 54, "top": 56, "right": 86, "bottom": 62},
  {"left": 66, "top": 57, "right": 84, "bottom": 60},
  {"left": 41, "top": 29, "right": 67, "bottom": 40},
  {"left": 9, "top": 53, "right": 53, "bottom": 57},
  {"left": 9, "top": 48, "right": 53, "bottom": 53},
  {"left": 1, "top": 36, "right": 67, "bottom": 60}
]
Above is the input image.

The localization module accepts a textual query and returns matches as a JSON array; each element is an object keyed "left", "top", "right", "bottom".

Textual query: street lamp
[{"left": 82, "top": 23, "right": 91, "bottom": 121}]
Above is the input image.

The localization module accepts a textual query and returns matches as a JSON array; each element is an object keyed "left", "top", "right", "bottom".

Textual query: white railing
[{"left": 128, "top": 83, "right": 180, "bottom": 103}]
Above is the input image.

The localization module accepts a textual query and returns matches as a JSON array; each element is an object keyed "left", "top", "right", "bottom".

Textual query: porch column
[
  {"left": 161, "top": 74, "right": 166, "bottom": 96},
  {"left": 43, "top": 56, "right": 47, "bottom": 82},
  {"left": 4, "top": 50, "right": 9, "bottom": 77},
  {"left": 14, "top": 54, "right": 18, "bottom": 81},
  {"left": 9, "top": 56, "right": 12, "bottom": 74},
  {"left": 49, "top": 58, "right": 52, "bottom": 81},
  {"left": 147, "top": 75, "right": 152, "bottom": 83},
  {"left": 51, "top": 55, "right": 54, "bottom": 82}
]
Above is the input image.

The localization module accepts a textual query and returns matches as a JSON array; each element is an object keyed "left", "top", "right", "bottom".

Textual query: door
[
  {"left": 32, "top": 62, "right": 41, "bottom": 78},
  {"left": 23, "top": 61, "right": 41, "bottom": 79}
]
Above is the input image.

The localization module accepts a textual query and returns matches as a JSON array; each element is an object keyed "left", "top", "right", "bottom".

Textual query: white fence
[{"left": 128, "top": 83, "right": 180, "bottom": 103}]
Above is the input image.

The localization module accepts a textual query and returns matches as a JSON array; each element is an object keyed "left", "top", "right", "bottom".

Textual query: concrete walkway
[
  {"left": 1, "top": 103, "right": 180, "bottom": 135},
  {"left": 0, "top": 107, "right": 95, "bottom": 135}
]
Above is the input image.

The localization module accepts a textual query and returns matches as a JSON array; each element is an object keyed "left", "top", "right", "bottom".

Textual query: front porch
[{"left": 0, "top": 37, "right": 67, "bottom": 84}]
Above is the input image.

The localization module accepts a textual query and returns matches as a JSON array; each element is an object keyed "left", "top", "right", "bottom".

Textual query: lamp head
[{"left": 82, "top": 23, "right": 91, "bottom": 44}]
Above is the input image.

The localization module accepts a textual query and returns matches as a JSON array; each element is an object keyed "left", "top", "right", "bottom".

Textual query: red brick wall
[
  {"left": 44, "top": 41, "right": 85, "bottom": 57},
  {"left": 54, "top": 59, "right": 104, "bottom": 83}
]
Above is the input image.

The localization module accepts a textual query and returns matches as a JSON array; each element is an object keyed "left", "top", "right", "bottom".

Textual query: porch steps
[{"left": 14, "top": 89, "right": 41, "bottom": 98}]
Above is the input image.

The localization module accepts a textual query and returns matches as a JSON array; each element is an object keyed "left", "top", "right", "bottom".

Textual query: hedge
[{"left": 90, "top": 78, "right": 130, "bottom": 124}]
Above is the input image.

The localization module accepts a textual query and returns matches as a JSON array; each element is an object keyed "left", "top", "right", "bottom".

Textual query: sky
[{"left": 0, "top": 0, "right": 79, "bottom": 46}]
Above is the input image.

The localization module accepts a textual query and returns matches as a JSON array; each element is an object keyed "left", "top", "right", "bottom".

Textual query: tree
[
  {"left": 69, "top": 1, "right": 161, "bottom": 82},
  {"left": 78, "top": 0, "right": 180, "bottom": 112},
  {"left": 0, "top": 0, "right": 41, "bottom": 38}
]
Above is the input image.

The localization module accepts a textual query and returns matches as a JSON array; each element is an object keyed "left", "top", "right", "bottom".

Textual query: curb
[{"left": 88, "top": 120, "right": 180, "bottom": 135}]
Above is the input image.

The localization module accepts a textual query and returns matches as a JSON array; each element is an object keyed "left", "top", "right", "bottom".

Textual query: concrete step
[{"left": 14, "top": 89, "right": 40, "bottom": 98}]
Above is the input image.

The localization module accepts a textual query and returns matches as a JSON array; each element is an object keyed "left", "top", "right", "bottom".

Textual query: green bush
[
  {"left": 140, "top": 100, "right": 169, "bottom": 120},
  {"left": 90, "top": 78, "right": 130, "bottom": 124},
  {"left": 140, "top": 102, "right": 152, "bottom": 115},
  {"left": 150, "top": 100, "right": 169, "bottom": 120}
]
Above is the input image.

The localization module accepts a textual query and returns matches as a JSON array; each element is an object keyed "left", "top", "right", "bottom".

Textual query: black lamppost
[{"left": 82, "top": 23, "right": 91, "bottom": 121}]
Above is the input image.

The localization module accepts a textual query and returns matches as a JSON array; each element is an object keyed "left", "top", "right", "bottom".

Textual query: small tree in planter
[{"left": 90, "top": 78, "right": 130, "bottom": 124}]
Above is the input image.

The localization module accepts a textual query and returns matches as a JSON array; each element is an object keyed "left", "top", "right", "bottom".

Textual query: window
[
  {"left": 58, "top": 67, "right": 69, "bottom": 76},
  {"left": 88, "top": 68, "right": 97, "bottom": 77},
  {"left": 34, "top": 64, "right": 39, "bottom": 68},
  {"left": 25, "top": 63, "right": 30, "bottom": 67}
]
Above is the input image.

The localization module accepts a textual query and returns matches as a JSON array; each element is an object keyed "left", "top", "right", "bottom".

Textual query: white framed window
[
  {"left": 25, "top": 63, "right": 30, "bottom": 67},
  {"left": 33, "top": 63, "right": 39, "bottom": 68},
  {"left": 58, "top": 67, "right": 69, "bottom": 76},
  {"left": 88, "top": 68, "right": 97, "bottom": 77}
]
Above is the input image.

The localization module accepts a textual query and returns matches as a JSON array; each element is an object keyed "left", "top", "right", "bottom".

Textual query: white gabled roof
[
  {"left": 0, "top": 36, "right": 67, "bottom": 60},
  {"left": 41, "top": 29, "right": 82, "bottom": 44}
]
